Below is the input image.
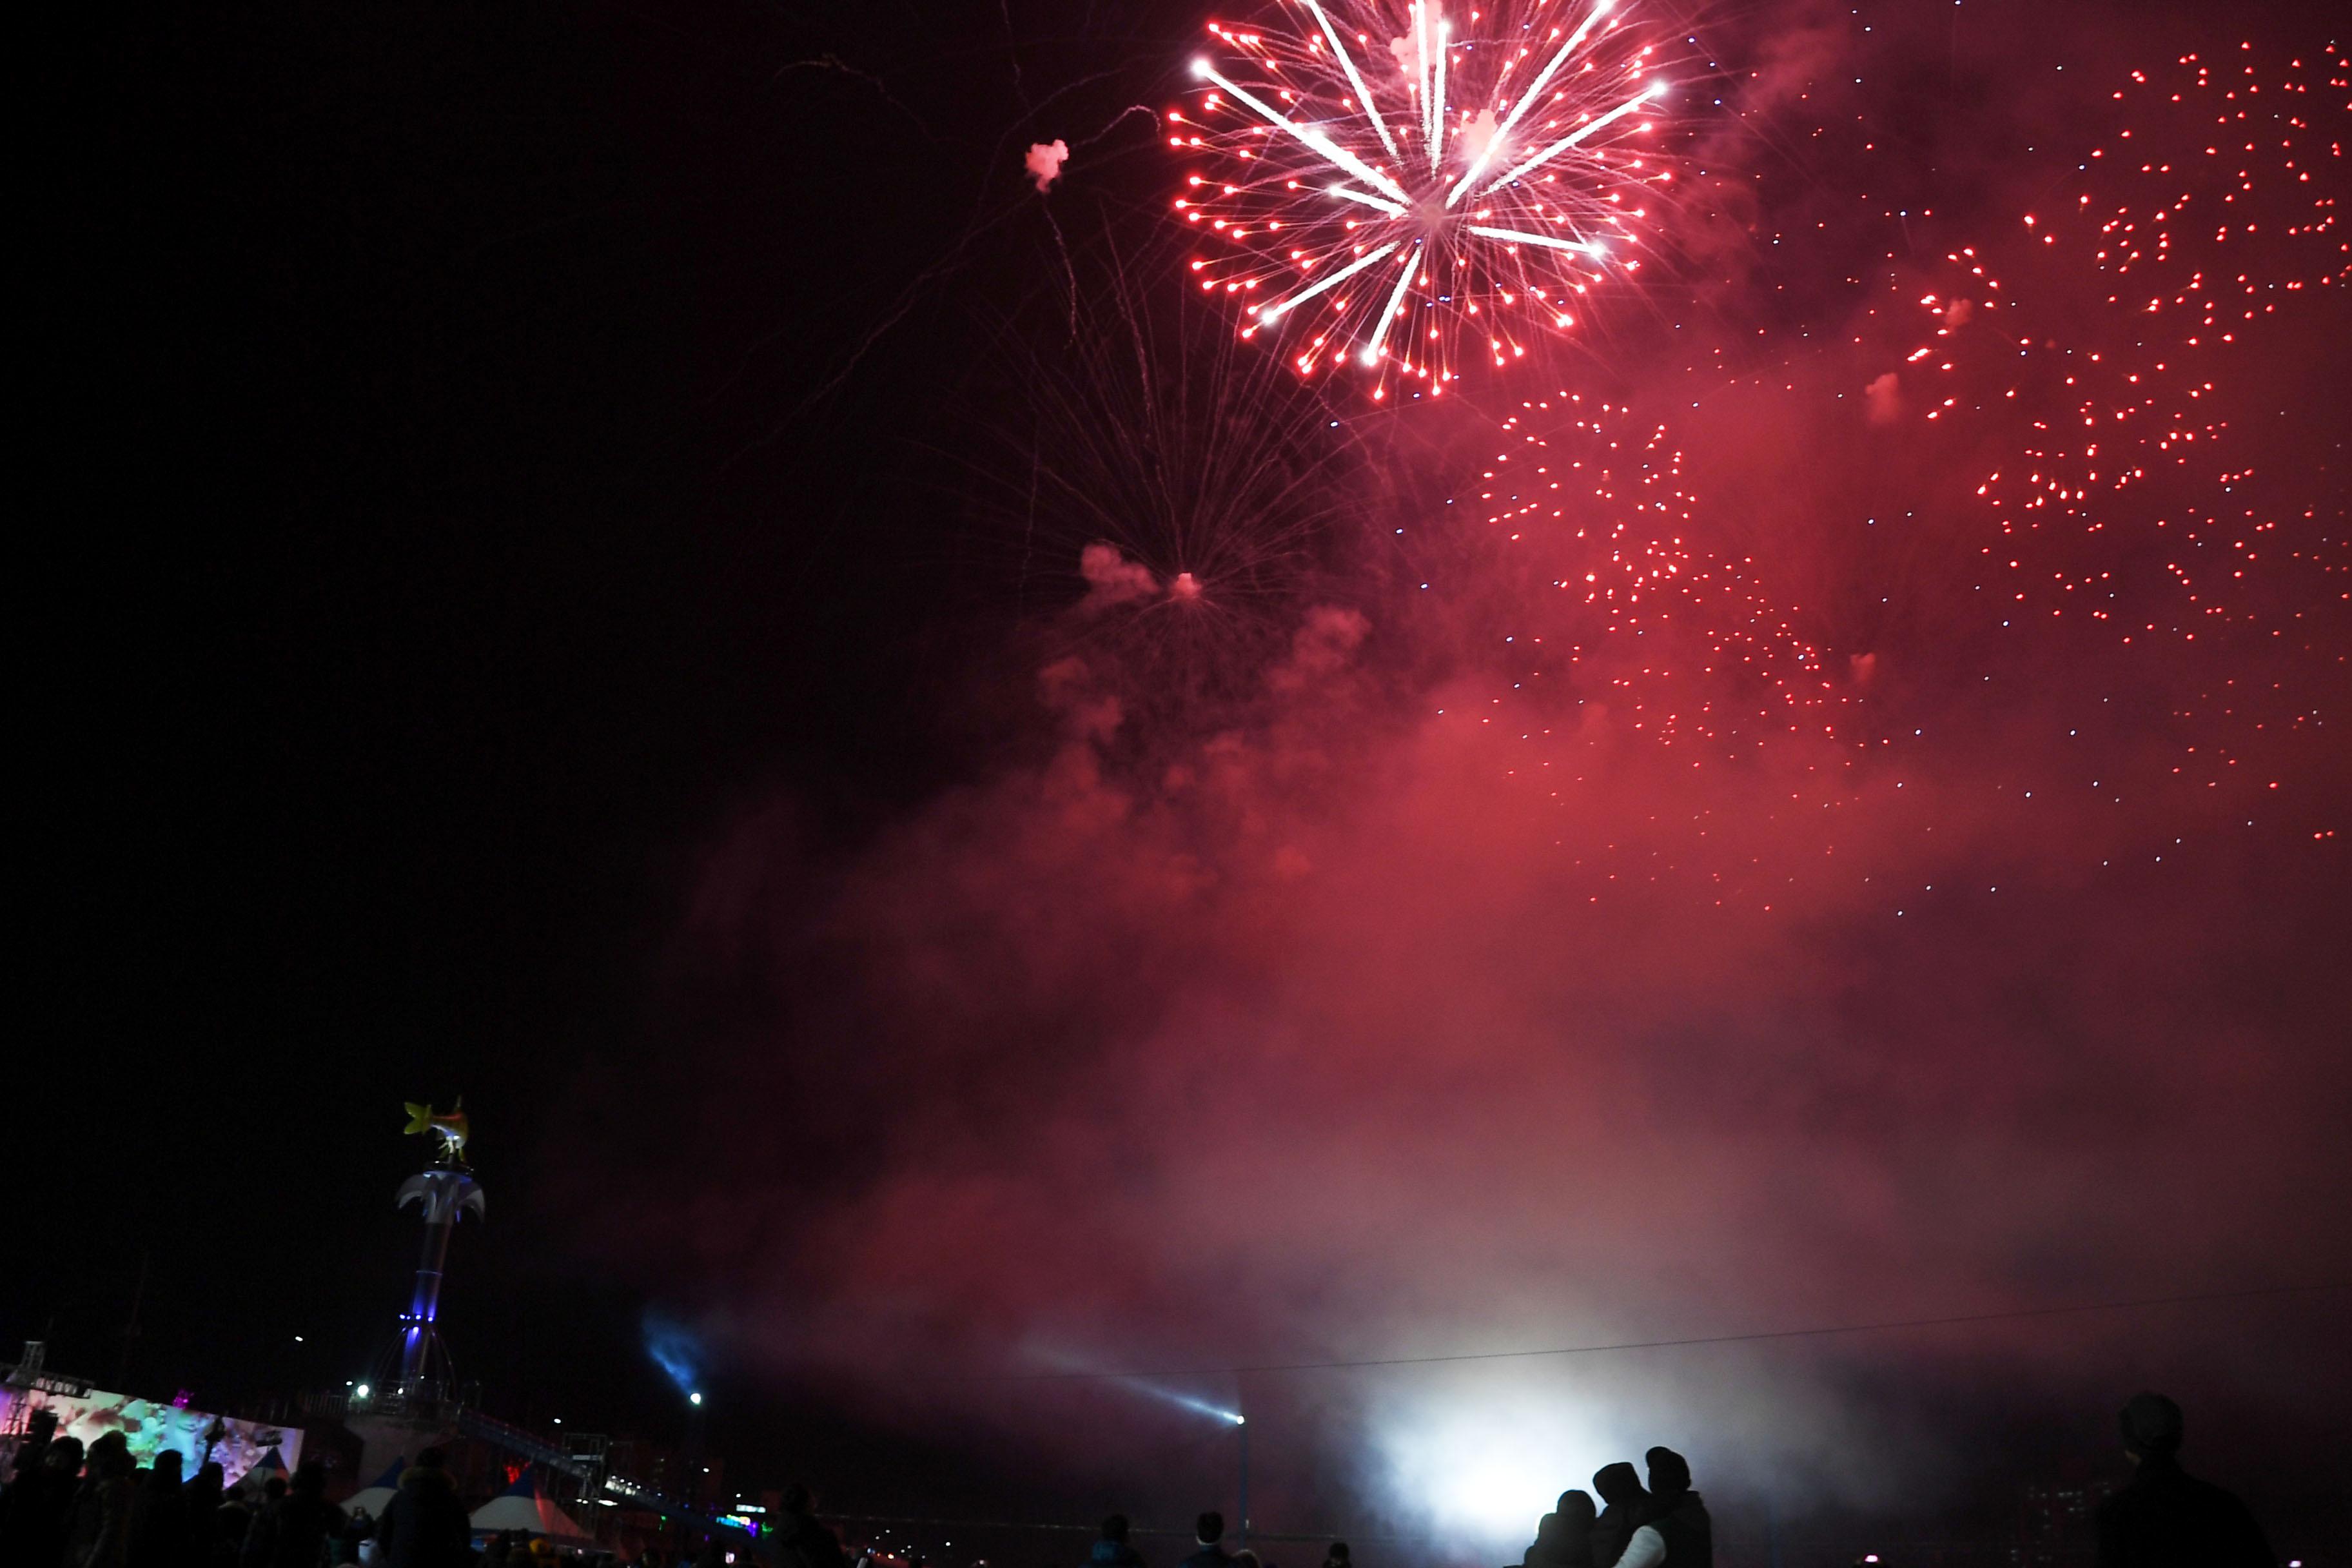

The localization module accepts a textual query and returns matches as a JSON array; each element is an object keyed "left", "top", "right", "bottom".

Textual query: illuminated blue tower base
[{"left": 392, "top": 1164, "right": 485, "bottom": 1394}]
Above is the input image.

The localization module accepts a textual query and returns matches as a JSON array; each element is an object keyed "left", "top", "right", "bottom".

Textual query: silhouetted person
[
  {"left": 1321, "top": 1544, "right": 1351, "bottom": 1568},
  {"left": 1179, "top": 1513, "right": 1231, "bottom": 1568},
  {"left": 2094, "top": 1393, "right": 2272, "bottom": 1568},
  {"left": 66, "top": 1432, "right": 137, "bottom": 1568},
  {"left": 268, "top": 1460, "right": 345, "bottom": 1568},
  {"left": 1091, "top": 1515, "right": 1144, "bottom": 1568},
  {"left": 5, "top": 1420, "right": 82, "bottom": 1568},
  {"left": 1, "top": 1408, "right": 60, "bottom": 1552},
  {"left": 1525, "top": 1491, "right": 1596, "bottom": 1568},
  {"left": 126, "top": 1449, "right": 188, "bottom": 1568},
  {"left": 375, "top": 1449, "right": 470, "bottom": 1568},
  {"left": 1647, "top": 1449, "right": 1711, "bottom": 1568},
  {"left": 211, "top": 1496, "right": 255, "bottom": 1568},
  {"left": 1602, "top": 1450, "right": 1709, "bottom": 1568},
  {"left": 184, "top": 1462, "right": 225, "bottom": 1554},
  {"left": 774, "top": 1485, "right": 850, "bottom": 1568},
  {"left": 1589, "top": 1465, "right": 1648, "bottom": 1568},
  {"left": 243, "top": 1476, "right": 290, "bottom": 1568},
  {"left": 336, "top": 1507, "right": 375, "bottom": 1566}
]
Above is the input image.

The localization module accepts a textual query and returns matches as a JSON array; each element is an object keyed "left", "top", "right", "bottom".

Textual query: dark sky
[{"left": 23, "top": 0, "right": 2352, "bottom": 1557}]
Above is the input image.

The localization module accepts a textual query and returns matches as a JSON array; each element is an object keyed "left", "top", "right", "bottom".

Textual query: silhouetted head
[
  {"left": 783, "top": 1484, "right": 814, "bottom": 1516},
  {"left": 1230, "top": 1553, "right": 1260, "bottom": 1568},
  {"left": 1591, "top": 1464, "right": 1646, "bottom": 1509},
  {"left": 2119, "top": 1393, "right": 2184, "bottom": 1462},
  {"left": 416, "top": 1448, "right": 449, "bottom": 1472},
  {"left": 152, "top": 1450, "right": 184, "bottom": 1486},
  {"left": 1103, "top": 1516, "right": 1131, "bottom": 1544},
  {"left": 1323, "top": 1544, "right": 1349, "bottom": 1567},
  {"left": 264, "top": 1477, "right": 288, "bottom": 1501},
  {"left": 1645, "top": 1449, "right": 1691, "bottom": 1502},
  {"left": 293, "top": 1460, "right": 326, "bottom": 1496},
  {"left": 86, "top": 1432, "right": 131, "bottom": 1476},
  {"left": 43, "top": 1436, "right": 85, "bottom": 1476},
  {"left": 1197, "top": 1512, "right": 1226, "bottom": 1546},
  {"left": 1557, "top": 1492, "right": 1597, "bottom": 1530}
]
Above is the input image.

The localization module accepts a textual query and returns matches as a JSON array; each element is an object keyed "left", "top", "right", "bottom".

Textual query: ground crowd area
[{"left": 0, "top": 1396, "right": 2295, "bottom": 1568}]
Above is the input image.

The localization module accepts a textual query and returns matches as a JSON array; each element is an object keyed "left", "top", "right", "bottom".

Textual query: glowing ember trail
[
  {"left": 1468, "top": 396, "right": 1852, "bottom": 761},
  {"left": 1170, "top": 0, "right": 1680, "bottom": 397},
  {"left": 1883, "top": 43, "right": 2352, "bottom": 645}
]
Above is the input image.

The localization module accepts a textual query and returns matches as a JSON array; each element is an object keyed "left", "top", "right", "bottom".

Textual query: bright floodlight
[
  {"left": 1232, "top": 1415, "right": 1248, "bottom": 1426},
  {"left": 689, "top": 1391, "right": 705, "bottom": 1406},
  {"left": 354, "top": 1384, "right": 371, "bottom": 1398},
  {"left": 1191, "top": 58, "right": 1213, "bottom": 79}
]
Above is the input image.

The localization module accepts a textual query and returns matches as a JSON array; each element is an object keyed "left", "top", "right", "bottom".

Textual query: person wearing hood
[
  {"left": 2093, "top": 1393, "right": 2271, "bottom": 1568},
  {"left": 375, "top": 1449, "right": 471, "bottom": 1568},
  {"left": 1090, "top": 1514, "right": 1146, "bottom": 1568},
  {"left": 1602, "top": 1449, "right": 1710, "bottom": 1568},
  {"left": 1587, "top": 1465, "right": 1649, "bottom": 1568},
  {"left": 1523, "top": 1491, "right": 1596, "bottom": 1568}
]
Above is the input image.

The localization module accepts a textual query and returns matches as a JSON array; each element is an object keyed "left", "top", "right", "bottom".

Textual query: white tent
[
  {"left": 469, "top": 1471, "right": 594, "bottom": 1545},
  {"left": 342, "top": 1457, "right": 407, "bottom": 1521}
]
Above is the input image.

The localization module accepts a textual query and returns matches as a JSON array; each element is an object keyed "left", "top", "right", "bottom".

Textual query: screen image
[{"left": 1, "top": 1386, "right": 303, "bottom": 1485}]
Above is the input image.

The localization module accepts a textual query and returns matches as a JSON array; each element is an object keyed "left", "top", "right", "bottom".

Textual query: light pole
[
  {"left": 676, "top": 1387, "right": 707, "bottom": 1556},
  {"left": 1235, "top": 1415, "right": 1250, "bottom": 1551}
]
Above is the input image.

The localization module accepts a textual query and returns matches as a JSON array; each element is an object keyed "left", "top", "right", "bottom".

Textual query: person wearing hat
[
  {"left": 2093, "top": 1393, "right": 2272, "bottom": 1568},
  {"left": 1598, "top": 1449, "right": 1709, "bottom": 1568}
]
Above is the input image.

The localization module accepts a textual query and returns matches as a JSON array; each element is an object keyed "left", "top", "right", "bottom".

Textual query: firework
[
  {"left": 1462, "top": 395, "right": 1852, "bottom": 757},
  {"left": 954, "top": 246, "right": 1380, "bottom": 729},
  {"left": 1884, "top": 43, "right": 2351, "bottom": 646},
  {"left": 1169, "top": 0, "right": 1679, "bottom": 396}
]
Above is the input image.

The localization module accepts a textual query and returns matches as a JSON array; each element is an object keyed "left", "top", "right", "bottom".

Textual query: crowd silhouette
[
  {"left": 1507, "top": 1447, "right": 1709, "bottom": 1568},
  {"left": 0, "top": 1395, "right": 2275, "bottom": 1568}
]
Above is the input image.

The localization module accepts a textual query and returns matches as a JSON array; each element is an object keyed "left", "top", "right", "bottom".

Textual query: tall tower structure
[{"left": 391, "top": 1101, "right": 484, "bottom": 1395}]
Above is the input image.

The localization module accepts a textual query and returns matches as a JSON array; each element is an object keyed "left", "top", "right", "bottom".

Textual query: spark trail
[{"left": 1169, "top": 0, "right": 1681, "bottom": 397}]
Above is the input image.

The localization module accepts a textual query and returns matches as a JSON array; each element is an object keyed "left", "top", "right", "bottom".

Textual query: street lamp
[{"left": 1231, "top": 1413, "right": 1250, "bottom": 1550}]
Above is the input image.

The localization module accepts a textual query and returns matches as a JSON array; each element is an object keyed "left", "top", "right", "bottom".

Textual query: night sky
[{"left": 23, "top": 0, "right": 2352, "bottom": 1558}]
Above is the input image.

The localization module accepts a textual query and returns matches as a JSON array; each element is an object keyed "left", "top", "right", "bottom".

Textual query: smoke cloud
[
  {"left": 1862, "top": 372, "right": 1901, "bottom": 424},
  {"left": 567, "top": 1, "right": 2352, "bottom": 1544},
  {"left": 1026, "top": 139, "right": 1070, "bottom": 192}
]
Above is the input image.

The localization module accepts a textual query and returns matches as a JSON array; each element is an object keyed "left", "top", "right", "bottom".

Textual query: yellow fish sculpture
[{"left": 402, "top": 1099, "right": 471, "bottom": 1161}]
